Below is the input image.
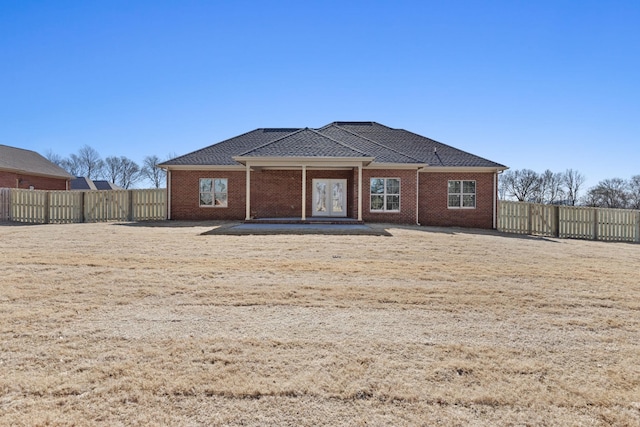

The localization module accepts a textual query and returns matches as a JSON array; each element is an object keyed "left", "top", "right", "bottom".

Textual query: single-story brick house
[
  {"left": 0, "top": 144, "right": 72, "bottom": 190},
  {"left": 159, "top": 122, "right": 507, "bottom": 228}
]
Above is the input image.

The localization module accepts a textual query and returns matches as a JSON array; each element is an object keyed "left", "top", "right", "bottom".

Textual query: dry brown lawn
[{"left": 0, "top": 221, "right": 639, "bottom": 426}]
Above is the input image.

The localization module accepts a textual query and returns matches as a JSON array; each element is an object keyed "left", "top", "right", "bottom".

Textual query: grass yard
[{"left": 0, "top": 221, "right": 639, "bottom": 426}]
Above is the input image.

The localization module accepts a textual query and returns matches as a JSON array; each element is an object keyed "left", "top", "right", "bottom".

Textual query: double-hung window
[
  {"left": 200, "top": 178, "right": 228, "bottom": 207},
  {"left": 370, "top": 178, "right": 400, "bottom": 212},
  {"left": 448, "top": 180, "right": 476, "bottom": 208}
]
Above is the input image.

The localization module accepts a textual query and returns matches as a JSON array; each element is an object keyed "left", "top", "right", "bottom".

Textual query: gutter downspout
[
  {"left": 167, "top": 169, "right": 172, "bottom": 220},
  {"left": 245, "top": 163, "right": 251, "bottom": 220},
  {"left": 416, "top": 168, "right": 420, "bottom": 225},
  {"left": 494, "top": 170, "right": 503, "bottom": 229},
  {"left": 493, "top": 172, "right": 496, "bottom": 229},
  {"left": 301, "top": 165, "right": 306, "bottom": 221}
]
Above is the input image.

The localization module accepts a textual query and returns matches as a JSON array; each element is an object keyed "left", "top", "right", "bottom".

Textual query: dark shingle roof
[
  {"left": 318, "top": 124, "right": 422, "bottom": 164},
  {"left": 70, "top": 176, "right": 97, "bottom": 190},
  {"left": 160, "top": 122, "right": 505, "bottom": 169},
  {"left": 70, "top": 177, "right": 122, "bottom": 190},
  {"left": 160, "top": 129, "right": 300, "bottom": 166},
  {"left": 0, "top": 144, "right": 73, "bottom": 179},
  {"left": 331, "top": 122, "right": 505, "bottom": 168},
  {"left": 238, "top": 128, "right": 369, "bottom": 158},
  {"left": 93, "top": 180, "right": 123, "bottom": 190}
]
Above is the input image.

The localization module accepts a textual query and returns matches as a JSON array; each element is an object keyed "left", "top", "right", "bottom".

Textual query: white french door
[{"left": 312, "top": 179, "right": 347, "bottom": 217}]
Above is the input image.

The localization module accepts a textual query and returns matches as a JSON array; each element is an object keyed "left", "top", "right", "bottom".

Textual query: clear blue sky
[{"left": 1, "top": 0, "right": 638, "bottom": 189}]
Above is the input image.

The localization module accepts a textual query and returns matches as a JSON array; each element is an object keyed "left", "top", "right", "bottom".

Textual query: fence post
[
  {"left": 553, "top": 205, "right": 560, "bottom": 237},
  {"left": 636, "top": 211, "right": 640, "bottom": 243},
  {"left": 128, "top": 190, "right": 134, "bottom": 221},
  {"left": 527, "top": 203, "right": 532, "bottom": 235},
  {"left": 44, "top": 191, "right": 50, "bottom": 224},
  {"left": 81, "top": 191, "right": 86, "bottom": 223},
  {"left": 593, "top": 208, "right": 598, "bottom": 241}
]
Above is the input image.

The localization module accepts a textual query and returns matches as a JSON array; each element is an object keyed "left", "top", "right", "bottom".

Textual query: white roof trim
[
  {"left": 364, "top": 163, "right": 427, "bottom": 170},
  {"left": 159, "top": 165, "right": 246, "bottom": 171},
  {"left": 420, "top": 166, "right": 508, "bottom": 173},
  {"left": 233, "top": 156, "right": 375, "bottom": 167}
]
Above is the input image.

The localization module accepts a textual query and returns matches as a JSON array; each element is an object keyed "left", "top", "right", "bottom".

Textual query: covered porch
[{"left": 233, "top": 156, "right": 374, "bottom": 223}]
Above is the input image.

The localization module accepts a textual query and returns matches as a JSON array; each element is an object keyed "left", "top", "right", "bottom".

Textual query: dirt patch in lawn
[{"left": 1, "top": 222, "right": 639, "bottom": 426}]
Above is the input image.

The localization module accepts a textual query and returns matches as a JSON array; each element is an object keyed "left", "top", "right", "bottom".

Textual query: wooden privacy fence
[
  {"left": 498, "top": 201, "right": 640, "bottom": 243},
  {"left": 1, "top": 188, "right": 166, "bottom": 224}
]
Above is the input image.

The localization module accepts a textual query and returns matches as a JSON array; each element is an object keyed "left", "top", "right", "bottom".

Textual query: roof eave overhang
[
  {"left": 365, "top": 162, "right": 428, "bottom": 170},
  {"left": 420, "top": 166, "right": 508, "bottom": 173},
  {"left": 158, "top": 164, "right": 245, "bottom": 171},
  {"left": 0, "top": 166, "right": 72, "bottom": 180},
  {"left": 232, "top": 156, "right": 375, "bottom": 167}
]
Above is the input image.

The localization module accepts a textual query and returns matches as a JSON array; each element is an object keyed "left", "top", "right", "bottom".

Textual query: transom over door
[{"left": 312, "top": 179, "right": 347, "bottom": 217}]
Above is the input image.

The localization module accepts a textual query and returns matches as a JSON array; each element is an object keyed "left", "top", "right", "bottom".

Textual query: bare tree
[
  {"left": 45, "top": 149, "right": 65, "bottom": 167},
  {"left": 104, "top": 156, "right": 123, "bottom": 184},
  {"left": 140, "top": 155, "right": 166, "bottom": 188},
  {"left": 536, "top": 169, "right": 564, "bottom": 204},
  {"left": 117, "top": 157, "right": 141, "bottom": 189},
  {"left": 563, "top": 169, "right": 586, "bottom": 206},
  {"left": 584, "top": 178, "right": 630, "bottom": 208},
  {"left": 60, "top": 154, "right": 83, "bottom": 177},
  {"left": 629, "top": 175, "right": 640, "bottom": 210},
  {"left": 77, "top": 145, "right": 104, "bottom": 179},
  {"left": 500, "top": 169, "right": 540, "bottom": 201}
]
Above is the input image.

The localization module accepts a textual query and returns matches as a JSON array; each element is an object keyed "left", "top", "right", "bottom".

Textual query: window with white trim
[
  {"left": 370, "top": 178, "right": 400, "bottom": 212},
  {"left": 448, "top": 180, "right": 476, "bottom": 208},
  {"left": 199, "top": 178, "right": 228, "bottom": 207}
]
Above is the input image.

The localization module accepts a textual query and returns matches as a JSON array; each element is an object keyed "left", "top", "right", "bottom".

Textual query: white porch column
[
  {"left": 245, "top": 163, "right": 251, "bottom": 220},
  {"left": 301, "top": 165, "right": 307, "bottom": 220},
  {"left": 358, "top": 163, "right": 363, "bottom": 221}
]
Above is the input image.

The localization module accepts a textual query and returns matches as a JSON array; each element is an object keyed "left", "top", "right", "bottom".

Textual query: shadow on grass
[
  {"left": 0, "top": 220, "right": 42, "bottom": 227},
  {"left": 371, "top": 223, "right": 562, "bottom": 243},
  {"left": 113, "top": 220, "right": 231, "bottom": 228}
]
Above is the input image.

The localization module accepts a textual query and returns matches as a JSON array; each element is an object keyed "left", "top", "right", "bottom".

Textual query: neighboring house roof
[
  {"left": 160, "top": 122, "right": 506, "bottom": 169},
  {"left": 70, "top": 177, "right": 122, "bottom": 190},
  {"left": 0, "top": 144, "right": 73, "bottom": 179},
  {"left": 93, "top": 180, "right": 123, "bottom": 190},
  {"left": 70, "top": 176, "right": 98, "bottom": 190}
]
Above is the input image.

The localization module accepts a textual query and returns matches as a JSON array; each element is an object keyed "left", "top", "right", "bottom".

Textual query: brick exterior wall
[
  {"left": 361, "top": 169, "right": 418, "bottom": 224},
  {"left": 251, "top": 170, "right": 302, "bottom": 218},
  {"left": 418, "top": 172, "right": 496, "bottom": 229},
  {"left": 169, "top": 170, "right": 247, "bottom": 220},
  {"left": 0, "top": 171, "right": 68, "bottom": 190},
  {"left": 168, "top": 168, "right": 497, "bottom": 228}
]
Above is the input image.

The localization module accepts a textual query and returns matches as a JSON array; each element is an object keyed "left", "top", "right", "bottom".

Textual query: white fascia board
[
  {"left": 258, "top": 166, "right": 354, "bottom": 171},
  {"left": 159, "top": 164, "right": 246, "bottom": 171},
  {"left": 419, "top": 166, "right": 508, "bottom": 173},
  {"left": 233, "top": 156, "right": 375, "bottom": 167},
  {"left": 364, "top": 163, "right": 427, "bottom": 170}
]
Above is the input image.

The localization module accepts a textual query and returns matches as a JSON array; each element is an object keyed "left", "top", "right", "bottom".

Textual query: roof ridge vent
[{"left": 334, "top": 121, "right": 374, "bottom": 126}]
